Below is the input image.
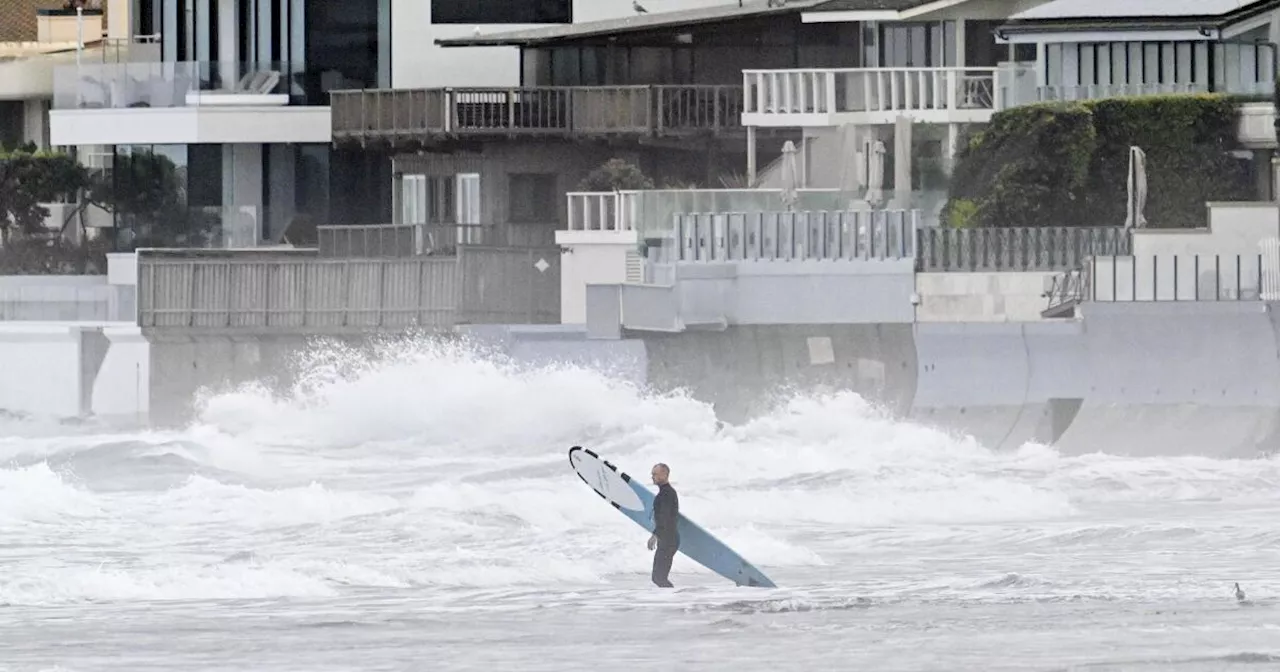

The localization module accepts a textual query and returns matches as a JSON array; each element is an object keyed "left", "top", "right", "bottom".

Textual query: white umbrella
[
  {"left": 779, "top": 140, "right": 799, "bottom": 211},
  {"left": 836, "top": 123, "right": 864, "bottom": 209},
  {"left": 1125, "top": 145, "right": 1148, "bottom": 229},
  {"left": 866, "top": 140, "right": 886, "bottom": 206}
]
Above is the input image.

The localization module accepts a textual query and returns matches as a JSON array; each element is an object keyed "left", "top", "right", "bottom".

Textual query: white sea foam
[{"left": 1, "top": 337, "right": 1279, "bottom": 608}]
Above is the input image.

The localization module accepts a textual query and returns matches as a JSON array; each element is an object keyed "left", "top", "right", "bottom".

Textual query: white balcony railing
[
  {"left": 743, "top": 66, "right": 1277, "bottom": 123},
  {"left": 742, "top": 67, "right": 1012, "bottom": 118},
  {"left": 566, "top": 189, "right": 861, "bottom": 234}
]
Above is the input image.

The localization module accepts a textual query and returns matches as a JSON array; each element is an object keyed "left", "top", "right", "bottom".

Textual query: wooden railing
[{"left": 331, "top": 85, "right": 745, "bottom": 141}]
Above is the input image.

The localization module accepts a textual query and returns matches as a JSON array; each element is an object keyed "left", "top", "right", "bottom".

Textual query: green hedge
[{"left": 945, "top": 94, "right": 1254, "bottom": 229}]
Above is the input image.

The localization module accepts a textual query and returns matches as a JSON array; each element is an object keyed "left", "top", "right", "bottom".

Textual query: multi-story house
[
  {"left": 43, "top": 0, "right": 718, "bottom": 248},
  {"left": 332, "top": 0, "right": 1280, "bottom": 241}
]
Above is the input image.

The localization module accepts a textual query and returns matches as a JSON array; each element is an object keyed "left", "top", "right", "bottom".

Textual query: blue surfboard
[{"left": 568, "top": 446, "right": 776, "bottom": 588}]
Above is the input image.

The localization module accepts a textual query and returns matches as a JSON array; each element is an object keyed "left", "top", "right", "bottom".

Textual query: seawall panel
[
  {"left": 1054, "top": 302, "right": 1280, "bottom": 458},
  {"left": 0, "top": 321, "right": 146, "bottom": 421},
  {"left": 0, "top": 323, "right": 85, "bottom": 417},
  {"left": 638, "top": 324, "right": 918, "bottom": 423},
  {"left": 908, "top": 321, "right": 1085, "bottom": 450},
  {"left": 147, "top": 334, "right": 342, "bottom": 425},
  {"left": 95, "top": 326, "right": 150, "bottom": 420}
]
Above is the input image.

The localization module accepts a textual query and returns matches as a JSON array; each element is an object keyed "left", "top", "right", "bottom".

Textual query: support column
[
  {"left": 944, "top": 123, "right": 960, "bottom": 175},
  {"left": 1270, "top": 154, "right": 1280, "bottom": 203},
  {"left": 222, "top": 144, "right": 265, "bottom": 247},
  {"left": 267, "top": 144, "right": 297, "bottom": 241},
  {"left": 893, "top": 115, "right": 913, "bottom": 208},
  {"left": 747, "top": 125, "right": 757, "bottom": 186},
  {"left": 217, "top": 0, "right": 238, "bottom": 89}
]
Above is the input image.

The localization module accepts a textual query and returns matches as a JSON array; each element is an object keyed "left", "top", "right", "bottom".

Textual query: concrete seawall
[
  {"left": 626, "top": 302, "right": 1280, "bottom": 457},
  {"left": 11, "top": 301, "right": 1280, "bottom": 457},
  {"left": 0, "top": 322, "right": 148, "bottom": 421}
]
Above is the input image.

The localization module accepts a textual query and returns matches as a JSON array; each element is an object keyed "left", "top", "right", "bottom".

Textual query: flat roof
[
  {"left": 1009, "top": 0, "right": 1261, "bottom": 21},
  {"left": 435, "top": 0, "right": 828, "bottom": 47},
  {"left": 805, "top": 0, "right": 939, "bottom": 9}
]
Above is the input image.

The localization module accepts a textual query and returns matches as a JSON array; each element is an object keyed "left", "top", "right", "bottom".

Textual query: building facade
[{"left": 43, "top": 0, "right": 711, "bottom": 249}]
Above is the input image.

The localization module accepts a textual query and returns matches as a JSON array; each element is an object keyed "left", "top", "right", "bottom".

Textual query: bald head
[{"left": 650, "top": 463, "right": 670, "bottom": 485}]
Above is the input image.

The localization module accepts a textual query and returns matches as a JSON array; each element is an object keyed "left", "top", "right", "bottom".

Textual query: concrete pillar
[
  {"left": 222, "top": 143, "right": 264, "bottom": 245},
  {"left": 944, "top": 123, "right": 960, "bottom": 175},
  {"left": 1271, "top": 155, "right": 1280, "bottom": 203},
  {"left": 267, "top": 143, "right": 296, "bottom": 241},
  {"left": 893, "top": 115, "right": 913, "bottom": 207},
  {"left": 747, "top": 126, "right": 757, "bottom": 186},
  {"left": 22, "top": 99, "right": 48, "bottom": 149},
  {"left": 217, "top": 0, "right": 239, "bottom": 89}
]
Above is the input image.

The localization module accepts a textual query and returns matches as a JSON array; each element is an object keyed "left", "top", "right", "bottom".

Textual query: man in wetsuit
[{"left": 646, "top": 462, "right": 679, "bottom": 588}]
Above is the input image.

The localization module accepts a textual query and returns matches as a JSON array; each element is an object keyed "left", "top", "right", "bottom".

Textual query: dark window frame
[{"left": 432, "top": 0, "right": 572, "bottom": 25}]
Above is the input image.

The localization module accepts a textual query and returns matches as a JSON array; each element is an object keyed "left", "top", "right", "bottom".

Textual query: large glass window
[
  {"left": 305, "top": 0, "right": 380, "bottom": 100},
  {"left": 879, "top": 22, "right": 952, "bottom": 67},
  {"left": 432, "top": 0, "right": 572, "bottom": 25}
]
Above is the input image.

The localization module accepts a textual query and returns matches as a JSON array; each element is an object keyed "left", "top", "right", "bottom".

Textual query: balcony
[
  {"left": 330, "top": 85, "right": 745, "bottom": 146},
  {"left": 742, "top": 67, "right": 1014, "bottom": 127},
  {"left": 565, "top": 188, "right": 862, "bottom": 236},
  {"left": 743, "top": 64, "right": 1278, "bottom": 132},
  {"left": 49, "top": 60, "right": 330, "bottom": 145}
]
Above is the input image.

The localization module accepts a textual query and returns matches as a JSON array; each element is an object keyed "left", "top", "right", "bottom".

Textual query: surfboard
[{"left": 568, "top": 445, "right": 777, "bottom": 588}]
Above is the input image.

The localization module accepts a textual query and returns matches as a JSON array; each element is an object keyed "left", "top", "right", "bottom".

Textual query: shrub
[
  {"left": 946, "top": 94, "right": 1253, "bottom": 229},
  {"left": 577, "top": 158, "right": 654, "bottom": 191}
]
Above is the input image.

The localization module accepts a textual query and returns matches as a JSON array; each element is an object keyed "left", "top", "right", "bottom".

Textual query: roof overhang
[
  {"left": 434, "top": 0, "right": 824, "bottom": 48},
  {"left": 802, "top": 0, "right": 974, "bottom": 23},
  {"left": 996, "top": 0, "right": 1279, "bottom": 44},
  {"left": 995, "top": 25, "right": 1221, "bottom": 44}
]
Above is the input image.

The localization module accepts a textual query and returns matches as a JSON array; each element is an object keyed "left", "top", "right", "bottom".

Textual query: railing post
[
  {"left": 946, "top": 69, "right": 958, "bottom": 110},
  {"left": 824, "top": 71, "right": 836, "bottom": 114}
]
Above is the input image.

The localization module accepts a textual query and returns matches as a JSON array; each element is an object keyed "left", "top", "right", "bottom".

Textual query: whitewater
[{"left": 2, "top": 338, "right": 1280, "bottom": 672}]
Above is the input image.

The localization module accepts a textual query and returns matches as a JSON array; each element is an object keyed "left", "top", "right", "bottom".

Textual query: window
[{"left": 432, "top": 0, "right": 571, "bottom": 25}]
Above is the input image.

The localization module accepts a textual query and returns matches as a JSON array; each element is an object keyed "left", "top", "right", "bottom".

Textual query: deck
[{"left": 331, "top": 85, "right": 746, "bottom": 146}]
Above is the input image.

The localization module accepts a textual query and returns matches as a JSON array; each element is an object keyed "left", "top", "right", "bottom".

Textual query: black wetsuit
[{"left": 651, "top": 483, "right": 680, "bottom": 588}]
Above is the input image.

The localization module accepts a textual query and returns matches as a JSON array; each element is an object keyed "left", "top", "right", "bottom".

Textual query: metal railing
[
  {"left": 918, "top": 226, "right": 1131, "bottom": 272},
  {"left": 662, "top": 210, "right": 920, "bottom": 263},
  {"left": 316, "top": 223, "right": 557, "bottom": 257},
  {"left": 330, "top": 85, "right": 745, "bottom": 140},
  {"left": 135, "top": 246, "right": 561, "bottom": 331},
  {"left": 565, "top": 189, "right": 860, "bottom": 234},
  {"left": 1043, "top": 266, "right": 1088, "bottom": 317},
  {"left": 742, "top": 67, "right": 1012, "bottom": 118},
  {"left": 1087, "top": 253, "right": 1275, "bottom": 302}
]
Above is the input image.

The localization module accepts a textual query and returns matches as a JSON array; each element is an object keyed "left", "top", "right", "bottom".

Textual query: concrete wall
[
  {"left": 915, "top": 271, "right": 1057, "bottom": 321},
  {"left": 8, "top": 297, "right": 1276, "bottom": 459},
  {"left": 0, "top": 274, "right": 134, "bottom": 321},
  {"left": 625, "top": 303, "right": 1280, "bottom": 457},
  {"left": 0, "top": 321, "right": 147, "bottom": 420},
  {"left": 599, "top": 260, "right": 918, "bottom": 329}
]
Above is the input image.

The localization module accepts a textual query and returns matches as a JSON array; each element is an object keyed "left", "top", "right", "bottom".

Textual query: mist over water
[{"left": 3, "top": 337, "right": 1280, "bottom": 670}]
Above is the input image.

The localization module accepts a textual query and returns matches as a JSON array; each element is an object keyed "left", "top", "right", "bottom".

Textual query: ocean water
[{"left": 2, "top": 338, "right": 1280, "bottom": 672}]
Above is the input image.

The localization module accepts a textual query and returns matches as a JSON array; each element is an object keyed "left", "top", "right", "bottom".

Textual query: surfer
[{"left": 647, "top": 463, "right": 680, "bottom": 588}]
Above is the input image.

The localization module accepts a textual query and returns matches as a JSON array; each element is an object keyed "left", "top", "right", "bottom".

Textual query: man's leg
[{"left": 651, "top": 538, "right": 677, "bottom": 588}]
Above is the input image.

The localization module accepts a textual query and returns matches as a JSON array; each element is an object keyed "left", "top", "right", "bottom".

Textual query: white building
[
  {"left": 42, "top": 0, "right": 726, "bottom": 247},
  {"left": 742, "top": 0, "right": 1280, "bottom": 206}
]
